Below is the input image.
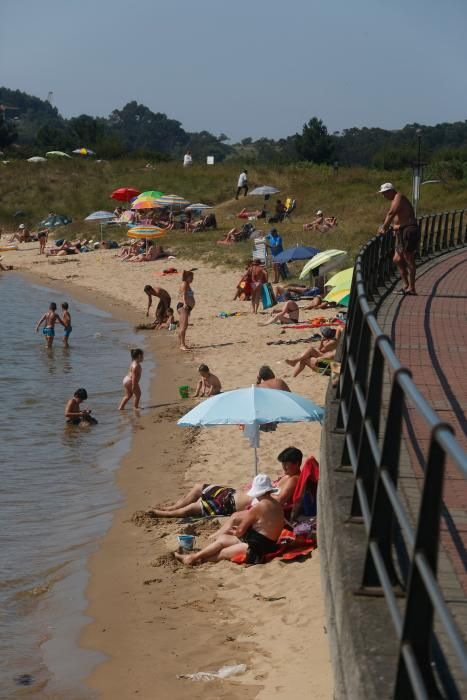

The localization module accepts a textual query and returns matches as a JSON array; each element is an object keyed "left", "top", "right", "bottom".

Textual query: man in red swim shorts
[{"left": 378, "top": 182, "right": 421, "bottom": 295}]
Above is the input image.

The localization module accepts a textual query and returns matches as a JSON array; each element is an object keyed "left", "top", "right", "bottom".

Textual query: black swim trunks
[
  {"left": 240, "top": 528, "right": 278, "bottom": 564},
  {"left": 396, "top": 224, "right": 420, "bottom": 254}
]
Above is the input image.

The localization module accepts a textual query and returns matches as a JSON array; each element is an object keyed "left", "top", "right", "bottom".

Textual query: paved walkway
[{"left": 378, "top": 247, "right": 467, "bottom": 594}]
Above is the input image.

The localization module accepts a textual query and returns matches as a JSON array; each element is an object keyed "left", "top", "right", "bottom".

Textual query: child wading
[
  {"left": 35, "top": 302, "right": 64, "bottom": 348},
  {"left": 119, "top": 348, "right": 144, "bottom": 410},
  {"left": 61, "top": 302, "right": 72, "bottom": 347},
  {"left": 64, "top": 388, "right": 97, "bottom": 426}
]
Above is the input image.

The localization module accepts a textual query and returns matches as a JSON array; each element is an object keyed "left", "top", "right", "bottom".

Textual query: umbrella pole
[{"left": 254, "top": 446, "right": 258, "bottom": 476}]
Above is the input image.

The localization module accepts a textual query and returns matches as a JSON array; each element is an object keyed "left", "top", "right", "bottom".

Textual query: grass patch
[{"left": 1, "top": 160, "right": 465, "bottom": 267}]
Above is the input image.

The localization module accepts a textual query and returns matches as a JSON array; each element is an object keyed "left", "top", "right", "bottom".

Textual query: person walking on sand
[
  {"left": 235, "top": 169, "right": 248, "bottom": 199},
  {"left": 61, "top": 302, "right": 72, "bottom": 347},
  {"left": 251, "top": 260, "right": 268, "bottom": 314},
  {"left": 119, "top": 348, "right": 144, "bottom": 410},
  {"left": 378, "top": 183, "right": 421, "bottom": 295},
  {"left": 177, "top": 270, "right": 195, "bottom": 351},
  {"left": 36, "top": 302, "right": 64, "bottom": 348},
  {"left": 144, "top": 285, "right": 171, "bottom": 328}
]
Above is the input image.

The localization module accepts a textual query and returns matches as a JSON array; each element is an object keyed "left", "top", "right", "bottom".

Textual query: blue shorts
[
  {"left": 43, "top": 327, "right": 55, "bottom": 338},
  {"left": 64, "top": 326, "right": 72, "bottom": 338}
]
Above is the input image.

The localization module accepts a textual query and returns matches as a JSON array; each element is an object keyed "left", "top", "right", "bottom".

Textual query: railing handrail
[{"left": 335, "top": 209, "right": 467, "bottom": 698}]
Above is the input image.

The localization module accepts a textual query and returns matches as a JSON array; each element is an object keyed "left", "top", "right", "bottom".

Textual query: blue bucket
[{"left": 177, "top": 534, "right": 195, "bottom": 551}]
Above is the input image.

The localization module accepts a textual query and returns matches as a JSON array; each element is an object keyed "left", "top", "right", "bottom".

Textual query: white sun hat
[
  {"left": 246, "top": 474, "right": 280, "bottom": 499},
  {"left": 378, "top": 182, "right": 396, "bottom": 193},
  {"left": 316, "top": 210, "right": 323, "bottom": 215}
]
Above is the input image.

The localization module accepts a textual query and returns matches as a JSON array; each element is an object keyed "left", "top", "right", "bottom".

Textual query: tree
[
  {"left": 108, "top": 101, "right": 188, "bottom": 153},
  {"left": 295, "top": 117, "right": 334, "bottom": 163}
]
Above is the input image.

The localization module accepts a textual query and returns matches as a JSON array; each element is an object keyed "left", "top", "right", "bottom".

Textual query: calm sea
[{"left": 0, "top": 274, "right": 149, "bottom": 699}]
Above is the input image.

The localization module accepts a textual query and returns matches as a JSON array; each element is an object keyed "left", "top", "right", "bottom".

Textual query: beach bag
[{"left": 261, "top": 282, "right": 277, "bottom": 310}]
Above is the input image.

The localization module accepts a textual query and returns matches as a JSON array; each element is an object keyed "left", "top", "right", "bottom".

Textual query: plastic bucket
[
  {"left": 178, "top": 385, "right": 189, "bottom": 398},
  {"left": 177, "top": 534, "right": 195, "bottom": 551}
]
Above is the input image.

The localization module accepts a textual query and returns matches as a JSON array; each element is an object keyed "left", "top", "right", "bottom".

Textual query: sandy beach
[{"left": 5, "top": 242, "right": 333, "bottom": 699}]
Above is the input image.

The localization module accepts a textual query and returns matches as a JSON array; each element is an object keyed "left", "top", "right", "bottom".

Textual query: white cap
[
  {"left": 19, "top": 224, "right": 25, "bottom": 229},
  {"left": 316, "top": 210, "right": 323, "bottom": 216},
  {"left": 378, "top": 182, "right": 395, "bottom": 193},
  {"left": 246, "top": 474, "right": 280, "bottom": 499}
]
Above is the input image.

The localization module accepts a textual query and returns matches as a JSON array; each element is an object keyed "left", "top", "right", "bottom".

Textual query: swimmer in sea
[{"left": 35, "top": 302, "right": 64, "bottom": 348}]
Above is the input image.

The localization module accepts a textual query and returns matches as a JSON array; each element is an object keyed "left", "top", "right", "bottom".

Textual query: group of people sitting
[
  {"left": 148, "top": 446, "right": 311, "bottom": 566},
  {"left": 303, "top": 211, "right": 338, "bottom": 232},
  {"left": 118, "top": 241, "right": 169, "bottom": 262}
]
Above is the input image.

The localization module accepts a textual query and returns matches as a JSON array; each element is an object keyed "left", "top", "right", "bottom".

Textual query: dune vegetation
[{"left": 1, "top": 159, "right": 465, "bottom": 267}]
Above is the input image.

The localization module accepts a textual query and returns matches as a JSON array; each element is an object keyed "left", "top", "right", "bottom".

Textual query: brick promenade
[{"left": 378, "top": 248, "right": 467, "bottom": 600}]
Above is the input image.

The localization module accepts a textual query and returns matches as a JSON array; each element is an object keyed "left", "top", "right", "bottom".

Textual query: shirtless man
[
  {"left": 174, "top": 474, "right": 284, "bottom": 565},
  {"left": 260, "top": 293, "right": 299, "bottom": 325},
  {"left": 286, "top": 327, "right": 342, "bottom": 377},
  {"left": 194, "top": 364, "right": 222, "bottom": 397},
  {"left": 35, "top": 302, "right": 65, "bottom": 348},
  {"left": 257, "top": 365, "right": 291, "bottom": 391},
  {"left": 251, "top": 259, "right": 268, "bottom": 314},
  {"left": 148, "top": 446, "right": 302, "bottom": 520},
  {"left": 144, "top": 284, "right": 171, "bottom": 327},
  {"left": 378, "top": 183, "right": 420, "bottom": 295}
]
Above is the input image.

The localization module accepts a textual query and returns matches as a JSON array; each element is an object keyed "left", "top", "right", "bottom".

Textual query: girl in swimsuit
[
  {"left": 119, "top": 348, "right": 144, "bottom": 410},
  {"left": 177, "top": 270, "right": 195, "bottom": 351}
]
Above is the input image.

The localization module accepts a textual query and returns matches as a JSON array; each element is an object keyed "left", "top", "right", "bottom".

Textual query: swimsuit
[
  {"left": 43, "top": 327, "right": 55, "bottom": 337},
  {"left": 395, "top": 224, "right": 421, "bottom": 254},
  {"left": 64, "top": 325, "right": 72, "bottom": 337},
  {"left": 200, "top": 485, "right": 237, "bottom": 517},
  {"left": 240, "top": 528, "right": 278, "bottom": 565}
]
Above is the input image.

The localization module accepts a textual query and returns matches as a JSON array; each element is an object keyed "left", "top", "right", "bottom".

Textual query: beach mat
[{"left": 261, "top": 282, "right": 277, "bottom": 310}]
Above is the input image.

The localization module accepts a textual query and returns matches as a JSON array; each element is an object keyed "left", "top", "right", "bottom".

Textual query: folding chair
[{"left": 283, "top": 198, "right": 297, "bottom": 222}]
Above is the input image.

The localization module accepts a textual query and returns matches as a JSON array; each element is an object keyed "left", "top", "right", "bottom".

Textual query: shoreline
[{"left": 9, "top": 245, "right": 332, "bottom": 699}]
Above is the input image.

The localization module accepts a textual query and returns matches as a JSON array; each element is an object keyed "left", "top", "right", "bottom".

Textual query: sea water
[{"left": 0, "top": 274, "right": 149, "bottom": 698}]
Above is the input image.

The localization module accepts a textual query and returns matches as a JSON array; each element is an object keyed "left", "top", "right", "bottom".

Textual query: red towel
[{"left": 231, "top": 528, "right": 317, "bottom": 565}]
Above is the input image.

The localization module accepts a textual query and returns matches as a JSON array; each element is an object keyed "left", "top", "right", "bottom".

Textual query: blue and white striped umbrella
[
  {"left": 155, "top": 194, "right": 190, "bottom": 208},
  {"left": 84, "top": 211, "right": 115, "bottom": 221}
]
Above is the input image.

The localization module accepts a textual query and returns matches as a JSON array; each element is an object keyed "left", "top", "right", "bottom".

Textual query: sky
[{"left": 1, "top": 0, "right": 467, "bottom": 142}]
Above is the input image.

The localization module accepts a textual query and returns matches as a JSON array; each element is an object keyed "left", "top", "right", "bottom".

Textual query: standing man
[
  {"left": 235, "top": 169, "right": 248, "bottom": 199},
  {"left": 378, "top": 183, "right": 420, "bottom": 295},
  {"left": 183, "top": 150, "right": 192, "bottom": 167},
  {"left": 265, "top": 227, "right": 284, "bottom": 283}
]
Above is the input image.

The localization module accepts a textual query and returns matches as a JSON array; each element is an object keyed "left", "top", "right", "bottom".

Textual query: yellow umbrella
[
  {"left": 326, "top": 267, "right": 354, "bottom": 289},
  {"left": 128, "top": 226, "right": 166, "bottom": 239},
  {"left": 324, "top": 283, "right": 351, "bottom": 305}
]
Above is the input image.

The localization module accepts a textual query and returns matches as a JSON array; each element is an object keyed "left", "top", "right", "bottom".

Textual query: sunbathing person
[
  {"left": 256, "top": 365, "right": 290, "bottom": 391},
  {"left": 237, "top": 208, "right": 265, "bottom": 219},
  {"left": 303, "top": 295, "right": 337, "bottom": 310},
  {"left": 303, "top": 211, "right": 324, "bottom": 231},
  {"left": 286, "top": 328, "right": 342, "bottom": 377},
  {"left": 149, "top": 447, "right": 303, "bottom": 519},
  {"left": 218, "top": 227, "right": 242, "bottom": 245},
  {"left": 260, "top": 293, "right": 299, "bottom": 325},
  {"left": 118, "top": 242, "right": 141, "bottom": 259},
  {"left": 174, "top": 474, "right": 285, "bottom": 566},
  {"left": 8, "top": 224, "right": 31, "bottom": 243},
  {"left": 126, "top": 244, "right": 167, "bottom": 262},
  {"left": 46, "top": 241, "right": 83, "bottom": 256}
]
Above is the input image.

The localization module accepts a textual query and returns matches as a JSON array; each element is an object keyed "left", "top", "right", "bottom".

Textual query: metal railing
[{"left": 335, "top": 210, "right": 467, "bottom": 699}]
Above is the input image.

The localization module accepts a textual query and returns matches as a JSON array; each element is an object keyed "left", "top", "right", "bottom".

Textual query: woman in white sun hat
[{"left": 174, "top": 474, "right": 284, "bottom": 566}]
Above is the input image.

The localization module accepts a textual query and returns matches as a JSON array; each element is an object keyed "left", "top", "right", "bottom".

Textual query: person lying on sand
[
  {"left": 217, "top": 227, "right": 244, "bottom": 245},
  {"left": 174, "top": 474, "right": 284, "bottom": 566},
  {"left": 194, "top": 364, "right": 222, "bottom": 397},
  {"left": 286, "top": 328, "right": 342, "bottom": 377},
  {"left": 260, "top": 293, "right": 299, "bottom": 325},
  {"left": 303, "top": 295, "right": 337, "bottom": 310},
  {"left": 46, "top": 241, "right": 83, "bottom": 257},
  {"left": 148, "top": 447, "right": 302, "bottom": 519},
  {"left": 256, "top": 365, "right": 290, "bottom": 391}
]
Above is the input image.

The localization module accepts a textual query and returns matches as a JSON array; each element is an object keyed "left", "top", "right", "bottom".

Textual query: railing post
[
  {"left": 448, "top": 211, "right": 456, "bottom": 248},
  {"left": 456, "top": 210, "right": 464, "bottom": 246},
  {"left": 393, "top": 430, "right": 451, "bottom": 699},
  {"left": 427, "top": 214, "right": 437, "bottom": 255}
]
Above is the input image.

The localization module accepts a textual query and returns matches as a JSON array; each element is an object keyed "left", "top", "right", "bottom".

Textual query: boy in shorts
[{"left": 61, "top": 302, "right": 72, "bottom": 347}]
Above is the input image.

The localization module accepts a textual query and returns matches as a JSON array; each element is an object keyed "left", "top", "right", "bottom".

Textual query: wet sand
[{"left": 8, "top": 242, "right": 333, "bottom": 699}]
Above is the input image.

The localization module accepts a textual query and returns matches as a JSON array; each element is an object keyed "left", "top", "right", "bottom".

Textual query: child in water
[
  {"left": 194, "top": 364, "right": 222, "bottom": 397},
  {"left": 36, "top": 302, "right": 64, "bottom": 348},
  {"left": 65, "top": 388, "right": 97, "bottom": 426},
  {"left": 61, "top": 302, "right": 72, "bottom": 347},
  {"left": 119, "top": 348, "right": 144, "bottom": 410}
]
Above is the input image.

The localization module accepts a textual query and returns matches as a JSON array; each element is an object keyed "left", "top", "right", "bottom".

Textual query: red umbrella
[{"left": 110, "top": 187, "right": 141, "bottom": 202}]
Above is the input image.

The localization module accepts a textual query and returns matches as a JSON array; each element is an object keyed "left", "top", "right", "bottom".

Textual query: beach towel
[
  {"left": 231, "top": 528, "right": 316, "bottom": 565},
  {"left": 261, "top": 282, "right": 277, "bottom": 310},
  {"left": 291, "top": 456, "right": 319, "bottom": 517}
]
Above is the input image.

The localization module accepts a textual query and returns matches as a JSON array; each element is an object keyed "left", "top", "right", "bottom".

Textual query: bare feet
[{"left": 174, "top": 552, "right": 196, "bottom": 565}]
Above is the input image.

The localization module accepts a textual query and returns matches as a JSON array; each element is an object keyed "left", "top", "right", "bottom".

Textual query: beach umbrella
[
  {"left": 185, "top": 203, "right": 213, "bottom": 211},
  {"left": 72, "top": 147, "right": 95, "bottom": 156},
  {"left": 45, "top": 151, "right": 71, "bottom": 158},
  {"left": 324, "top": 283, "right": 351, "bottom": 307},
  {"left": 155, "top": 194, "right": 190, "bottom": 208},
  {"left": 84, "top": 211, "right": 115, "bottom": 221},
  {"left": 39, "top": 214, "right": 72, "bottom": 228},
  {"left": 325, "top": 267, "right": 354, "bottom": 289},
  {"left": 135, "top": 190, "right": 164, "bottom": 201},
  {"left": 273, "top": 245, "right": 320, "bottom": 265},
  {"left": 127, "top": 226, "right": 166, "bottom": 239},
  {"left": 299, "top": 249, "right": 347, "bottom": 279},
  {"left": 178, "top": 386, "right": 324, "bottom": 475},
  {"left": 27, "top": 156, "right": 47, "bottom": 163},
  {"left": 131, "top": 198, "right": 162, "bottom": 210},
  {"left": 111, "top": 187, "right": 141, "bottom": 202},
  {"left": 248, "top": 186, "right": 280, "bottom": 197}
]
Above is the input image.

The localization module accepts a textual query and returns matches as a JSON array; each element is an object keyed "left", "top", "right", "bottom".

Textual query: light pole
[{"left": 412, "top": 129, "right": 424, "bottom": 217}]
